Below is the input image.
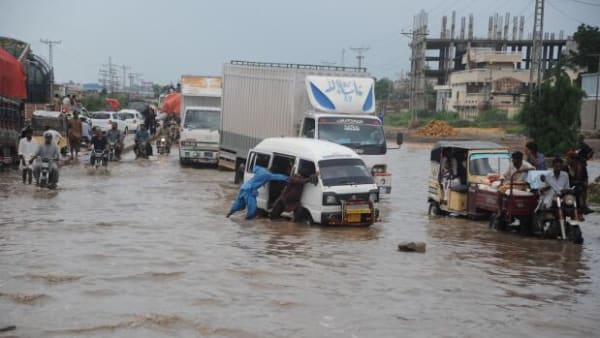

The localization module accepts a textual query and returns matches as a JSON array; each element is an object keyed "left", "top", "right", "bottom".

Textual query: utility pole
[
  {"left": 40, "top": 39, "right": 61, "bottom": 96},
  {"left": 340, "top": 48, "right": 346, "bottom": 67},
  {"left": 402, "top": 28, "right": 429, "bottom": 123},
  {"left": 99, "top": 57, "right": 120, "bottom": 93},
  {"left": 529, "top": 0, "right": 545, "bottom": 99},
  {"left": 592, "top": 54, "right": 600, "bottom": 130},
  {"left": 121, "top": 65, "right": 130, "bottom": 91},
  {"left": 40, "top": 39, "right": 61, "bottom": 70},
  {"left": 349, "top": 47, "right": 370, "bottom": 69}
]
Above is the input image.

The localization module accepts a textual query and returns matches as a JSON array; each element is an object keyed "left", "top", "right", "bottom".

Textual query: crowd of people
[{"left": 497, "top": 136, "right": 594, "bottom": 214}]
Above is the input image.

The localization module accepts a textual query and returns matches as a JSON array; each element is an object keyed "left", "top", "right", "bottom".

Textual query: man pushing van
[{"left": 226, "top": 166, "right": 289, "bottom": 219}]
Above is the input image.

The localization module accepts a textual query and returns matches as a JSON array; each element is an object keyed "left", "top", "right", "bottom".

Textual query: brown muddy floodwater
[{"left": 1, "top": 144, "right": 599, "bottom": 338}]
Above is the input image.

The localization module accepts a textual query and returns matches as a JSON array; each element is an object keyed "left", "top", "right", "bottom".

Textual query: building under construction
[{"left": 408, "top": 9, "right": 573, "bottom": 118}]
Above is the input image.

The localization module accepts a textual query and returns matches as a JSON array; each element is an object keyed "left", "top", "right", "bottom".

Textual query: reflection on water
[{"left": 0, "top": 146, "right": 599, "bottom": 337}]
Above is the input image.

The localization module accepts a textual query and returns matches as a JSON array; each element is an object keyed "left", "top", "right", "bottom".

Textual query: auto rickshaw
[
  {"left": 31, "top": 110, "right": 69, "bottom": 155},
  {"left": 427, "top": 141, "right": 512, "bottom": 217}
]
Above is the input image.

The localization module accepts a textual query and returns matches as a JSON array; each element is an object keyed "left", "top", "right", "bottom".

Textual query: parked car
[
  {"left": 117, "top": 109, "right": 144, "bottom": 133},
  {"left": 90, "top": 111, "right": 128, "bottom": 134}
]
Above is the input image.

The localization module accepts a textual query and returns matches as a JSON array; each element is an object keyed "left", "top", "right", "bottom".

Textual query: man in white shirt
[
  {"left": 497, "top": 151, "right": 535, "bottom": 211},
  {"left": 541, "top": 158, "right": 570, "bottom": 209},
  {"left": 502, "top": 151, "right": 535, "bottom": 183},
  {"left": 18, "top": 128, "right": 39, "bottom": 184}
]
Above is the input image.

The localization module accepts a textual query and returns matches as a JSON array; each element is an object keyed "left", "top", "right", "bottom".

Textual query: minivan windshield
[
  {"left": 319, "top": 158, "right": 374, "bottom": 186},
  {"left": 184, "top": 110, "right": 220, "bottom": 130},
  {"left": 318, "top": 117, "right": 386, "bottom": 155}
]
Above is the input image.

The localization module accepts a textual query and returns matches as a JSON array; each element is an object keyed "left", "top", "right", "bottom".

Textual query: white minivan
[{"left": 244, "top": 137, "right": 380, "bottom": 226}]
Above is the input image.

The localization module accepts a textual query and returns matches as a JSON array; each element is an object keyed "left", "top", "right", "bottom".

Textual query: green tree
[
  {"left": 569, "top": 24, "right": 600, "bottom": 73},
  {"left": 520, "top": 73, "right": 585, "bottom": 156},
  {"left": 375, "top": 78, "right": 393, "bottom": 101}
]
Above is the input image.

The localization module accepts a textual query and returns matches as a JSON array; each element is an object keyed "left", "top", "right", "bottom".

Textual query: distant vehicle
[
  {"left": 219, "top": 61, "right": 396, "bottom": 195},
  {"left": 245, "top": 137, "right": 379, "bottom": 226},
  {"left": 178, "top": 75, "right": 222, "bottom": 166},
  {"left": 117, "top": 109, "right": 144, "bottom": 133},
  {"left": 89, "top": 111, "right": 127, "bottom": 134}
]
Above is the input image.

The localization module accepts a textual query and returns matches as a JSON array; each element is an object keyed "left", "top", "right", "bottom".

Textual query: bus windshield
[
  {"left": 184, "top": 110, "right": 220, "bottom": 130},
  {"left": 317, "top": 117, "right": 385, "bottom": 155}
]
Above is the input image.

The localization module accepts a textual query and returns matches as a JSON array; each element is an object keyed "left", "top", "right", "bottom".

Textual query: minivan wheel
[{"left": 296, "top": 208, "right": 313, "bottom": 225}]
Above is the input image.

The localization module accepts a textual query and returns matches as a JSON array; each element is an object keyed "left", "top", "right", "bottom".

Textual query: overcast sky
[{"left": 1, "top": 0, "right": 599, "bottom": 84}]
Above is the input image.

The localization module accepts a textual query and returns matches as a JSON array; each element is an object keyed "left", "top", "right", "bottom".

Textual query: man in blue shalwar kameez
[{"left": 226, "top": 166, "right": 289, "bottom": 219}]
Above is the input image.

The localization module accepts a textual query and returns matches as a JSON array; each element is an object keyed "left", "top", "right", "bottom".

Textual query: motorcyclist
[
  {"left": 29, "top": 132, "right": 60, "bottom": 187},
  {"left": 134, "top": 124, "right": 152, "bottom": 157},
  {"left": 540, "top": 157, "right": 570, "bottom": 209},
  {"left": 89, "top": 128, "right": 109, "bottom": 165},
  {"left": 106, "top": 122, "right": 123, "bottom": 160},
  {"left": 18, "top": 127, "right": 39, "bottom": 184}
]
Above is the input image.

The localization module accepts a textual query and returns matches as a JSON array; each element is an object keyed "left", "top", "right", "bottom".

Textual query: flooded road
[{"left": 1, "top": 144, "right": 600, "bottom": 338}]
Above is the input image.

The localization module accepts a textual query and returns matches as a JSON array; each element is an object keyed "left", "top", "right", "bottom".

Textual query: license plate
[
  {"left": 204, "top": 152, "right": 213, "bottom": 157},
  {"left": 346, "top": 213, "right": 362, "bottom": 223}
]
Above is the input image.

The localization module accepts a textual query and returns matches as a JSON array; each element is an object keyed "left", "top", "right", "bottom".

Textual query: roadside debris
[{"left": 397, "top": 241, "right": 426, "bottom": 253}]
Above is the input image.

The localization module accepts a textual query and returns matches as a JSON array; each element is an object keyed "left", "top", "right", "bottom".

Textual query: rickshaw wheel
[
  {"left": 489, "top": 213, "right": 505, "bottom": 231},
  {"left": 428, "top": 202, "right": 442, "bottom": 216}
]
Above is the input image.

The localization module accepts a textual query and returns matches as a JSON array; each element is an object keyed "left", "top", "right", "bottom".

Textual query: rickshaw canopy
[{"left": 430, "top": 140, "right": 505, "bottom": 161}]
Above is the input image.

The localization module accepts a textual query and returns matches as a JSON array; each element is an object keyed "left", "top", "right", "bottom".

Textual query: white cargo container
[
  {"left": 220, "top": 61, "right": 394, "bottom": 194},
  {"left": 179, "top": 75, "right": 222, "bottom": 165}
]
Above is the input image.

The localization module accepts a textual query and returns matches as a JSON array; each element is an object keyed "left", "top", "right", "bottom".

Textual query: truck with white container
[
  {"left": 219, "top": 61, "right": 394, "bottom": 195},
  {"left": 179, "top": 75, "right": 222, "bottom": 165}
]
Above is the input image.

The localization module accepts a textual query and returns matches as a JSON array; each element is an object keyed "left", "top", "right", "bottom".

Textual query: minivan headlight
[
  {"left": 323, "top": 193, "right": 339, "bottom": 205},
  {"left": 369, "top": 191, "right": 378, "bottom": 203}
]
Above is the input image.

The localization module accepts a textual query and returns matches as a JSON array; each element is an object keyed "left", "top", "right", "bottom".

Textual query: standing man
[
  {"left": 525, "top": 141, "right": 546, "bottom": 170},
  {"left": 62, "top": 95, "right": 72, "bottom": 113},
  {"left": 18, "top": 127, "right": 39, "bottom": 184},
  {"left": 68, "top": 112, "right": 82, "bottom": 160},
  {"left": 577, "top": 134, "right": 594, "bottom": 164},
  {"left": 53, "top": 94, "right": 61, "bottom": 111}
]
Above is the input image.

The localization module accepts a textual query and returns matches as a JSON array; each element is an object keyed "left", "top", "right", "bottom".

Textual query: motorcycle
[
  {"left": 108, "top": 141, "right": 119, "bottom": 161},
  {"left": 168, "top": 122, "right": 180, "bottom": 143},
  {"left": 135, "top": 140, "right": 150, "bottom": 159},
  {"left": 156, "top": 137, "right": 170, "bottom": 155},
  {"left": 91, "top": 148, "right": 108, "bottom": 169},
  {"left": 533, "top": 189, "right": 584, "bottom": 244},
  {"left": 39, "top": 159, "right": 51, "bottom": 188},
  {"left": 21, "top": 156, "right": 33, "bottom": 184}
]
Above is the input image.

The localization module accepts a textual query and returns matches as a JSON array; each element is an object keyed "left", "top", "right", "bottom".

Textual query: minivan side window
[
  {"left": 302, "top": 118, "right": 315, "bottom": 138},
  {"left": 297, "top": 159, "right": 316, "bottom": 176},
  {"left": 246, "top": 152, "right": 271, "bottom": 173}
]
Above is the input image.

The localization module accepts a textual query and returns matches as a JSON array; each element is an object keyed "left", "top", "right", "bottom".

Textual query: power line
[
  {"left": 571, "top": 0, "right": 600, "bottom": 7},
  {"left": 547, "top": 0, "right": 587, "bottom": 24}
]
